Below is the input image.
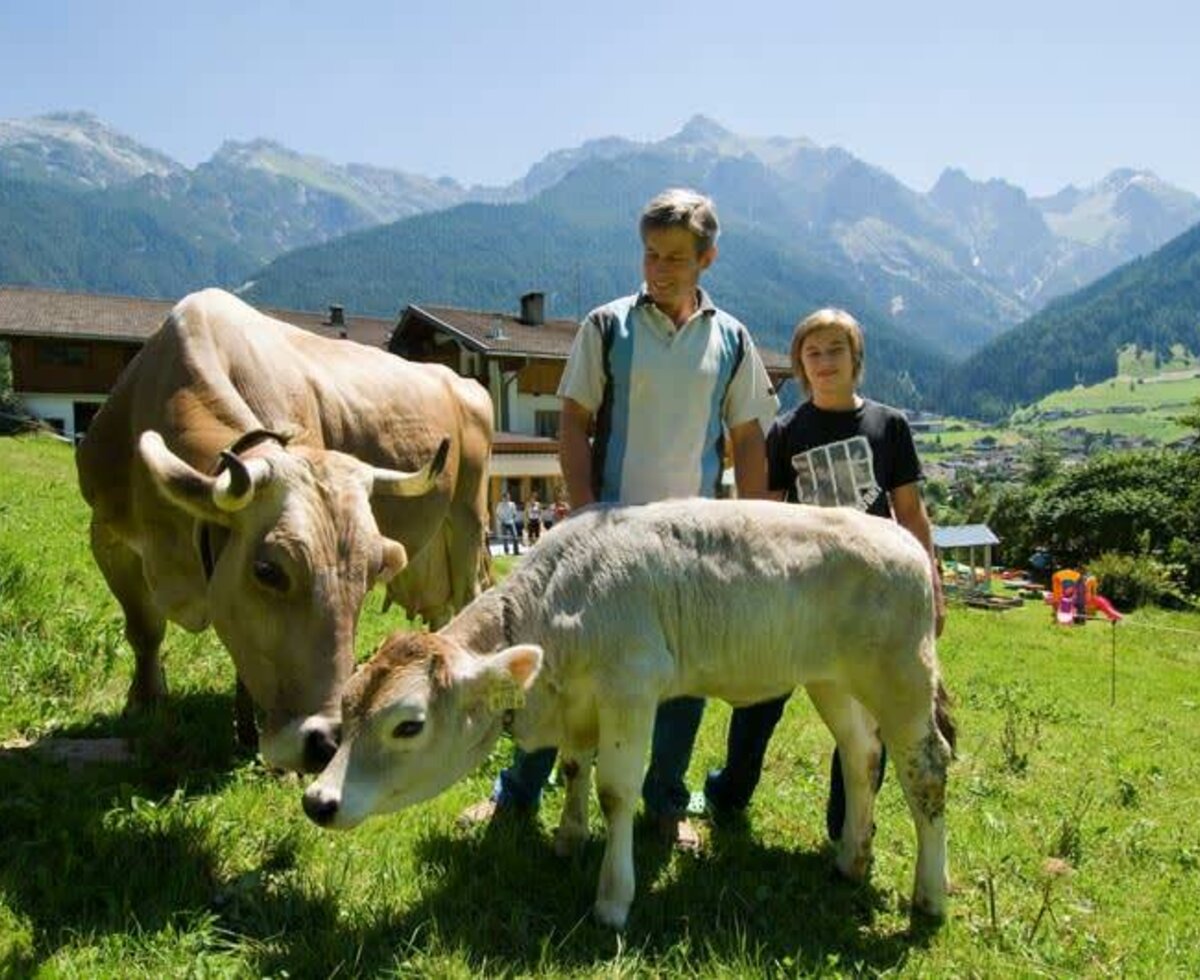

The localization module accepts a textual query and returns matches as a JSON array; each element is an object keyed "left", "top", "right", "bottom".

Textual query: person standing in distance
[
  {"left": 702, "top": 307, "right": 946, "bottom": 836},
  {"left": 459, "top": 188, "right": 779, "bottom": 847}
]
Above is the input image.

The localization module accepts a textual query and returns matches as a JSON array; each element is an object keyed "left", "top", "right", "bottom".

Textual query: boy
[{"left": 702, "top": 308, "right": 945, "bottom": 838}]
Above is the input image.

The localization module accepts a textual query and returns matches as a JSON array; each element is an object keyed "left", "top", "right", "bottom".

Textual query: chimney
[
  {"left": 519, "top": 291, "right": 545, "bottom": 326},
  {"left": 327, "top": 304, "right": 347, "bottom": 338}
]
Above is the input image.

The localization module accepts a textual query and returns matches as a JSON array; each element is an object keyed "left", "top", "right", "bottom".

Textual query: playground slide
[{"left": 1091, "top": 594, "right": 1123, "bottom": 622}]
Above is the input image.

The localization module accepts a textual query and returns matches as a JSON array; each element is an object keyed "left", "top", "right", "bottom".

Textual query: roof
[
  {"left": 398, "top": 303, "right": 792, "bottom": 374},
  {"left": 932, "top": 524, "right": 1000, "bottom": 549},
  {"left": 399, "top": 304, "right": 581, "bottom": 359},
  {"left": 0, "top": 286, "right": 395, "bottom": 349}
]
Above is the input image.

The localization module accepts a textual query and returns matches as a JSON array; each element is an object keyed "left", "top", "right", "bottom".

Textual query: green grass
[{"left": 3, "top": 434, "right": 1200, "bottom": 976}]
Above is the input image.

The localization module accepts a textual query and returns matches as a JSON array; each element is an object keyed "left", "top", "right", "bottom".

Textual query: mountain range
[{"left": 2, "top": 111, "right": 1198, "bottom": 412}]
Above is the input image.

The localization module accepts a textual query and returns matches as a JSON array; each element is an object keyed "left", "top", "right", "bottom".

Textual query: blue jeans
[
  {"left": 704, "top": 694, "right": 790, "bottom": 810},
  {"left": 706, "top": 693, "right": 887, "bottom": 839},
  {"left": 493, "top": 696, "right": 706, "bottom": 817}
]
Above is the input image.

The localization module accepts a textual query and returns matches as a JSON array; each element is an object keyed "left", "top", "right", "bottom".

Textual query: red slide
[{"left": 1091, "top": 594, "right": 1123, "bottom": 622}]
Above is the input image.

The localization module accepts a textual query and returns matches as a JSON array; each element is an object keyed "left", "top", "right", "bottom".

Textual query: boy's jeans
[{"left": 493, "top": 696, "right": 706, "bottom": 816}]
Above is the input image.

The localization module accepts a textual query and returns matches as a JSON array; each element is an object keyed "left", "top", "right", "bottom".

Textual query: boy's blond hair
[{"left": 790, "top": 308, "right": 865, "bottom": 394}]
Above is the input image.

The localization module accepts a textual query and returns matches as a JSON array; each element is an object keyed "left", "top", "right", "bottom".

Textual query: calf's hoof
[
  {"left": 593, "top": 898, "right": 629, "bottom": 931},
  {"left": 553, "top": 826, "right": 588, "bottom": 858},
  {"left": 835, "top": 846, "right": 873, "bottom": 883},
  {"left": 911, "top": 888, "right": 947, "bottom": 921}
]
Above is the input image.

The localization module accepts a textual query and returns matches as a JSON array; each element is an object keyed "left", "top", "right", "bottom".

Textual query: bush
[{"left": 1090, "top": 552, "right": 1191, "bottom": 610}]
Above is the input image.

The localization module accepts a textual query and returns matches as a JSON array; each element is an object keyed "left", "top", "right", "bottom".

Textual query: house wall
[
  {"left": 19, "top": 392, "right": 105, "bottom": 441},
  {"left": 9, "top": 337, "right": 137, "bottom": 395}
]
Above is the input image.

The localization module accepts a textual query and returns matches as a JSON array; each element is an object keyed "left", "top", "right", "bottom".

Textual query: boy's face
[
  {"left": 799, "top": 326, "right": 857, "bottom": 402},
  {"left": 642, "top": 225, "right": 714, "bottom": 318}
]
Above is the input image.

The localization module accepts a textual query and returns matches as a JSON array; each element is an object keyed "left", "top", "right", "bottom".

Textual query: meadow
[{"left": 2, "top": 434, "right": 1199, "bottom": 978}]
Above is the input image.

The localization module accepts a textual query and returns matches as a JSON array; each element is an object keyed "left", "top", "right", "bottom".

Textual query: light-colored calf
[{"left": 303, "top": 499, "right": 955, "bottom": 929}]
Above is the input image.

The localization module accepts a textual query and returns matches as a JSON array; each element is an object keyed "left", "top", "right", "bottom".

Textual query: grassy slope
[{"left": 1, "top": 435, "right": 1198, "bottom": 977}]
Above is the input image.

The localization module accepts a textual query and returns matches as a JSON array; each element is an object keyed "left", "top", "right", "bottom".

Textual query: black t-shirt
[{"left": 766, "top": 399, "right": 923, "bottom": 519}]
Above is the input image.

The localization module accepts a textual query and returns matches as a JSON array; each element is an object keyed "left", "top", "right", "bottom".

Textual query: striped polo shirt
[{"left": 557, "top": 288, "right": 779, "bottom": 504}]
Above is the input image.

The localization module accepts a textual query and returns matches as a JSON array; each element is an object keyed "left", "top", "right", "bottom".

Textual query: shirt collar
[{"left": 634, "top": 286, "right": 716, "bottom": 318}]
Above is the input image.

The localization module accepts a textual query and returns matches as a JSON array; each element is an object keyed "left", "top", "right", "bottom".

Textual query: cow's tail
[{"left": 935, "top": 678, "right": 958, "bottom": 759}]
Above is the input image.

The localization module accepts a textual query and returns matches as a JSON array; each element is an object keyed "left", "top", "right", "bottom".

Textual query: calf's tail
[{"left": 935, "top": 679, "right": 957, "bottom": 758}]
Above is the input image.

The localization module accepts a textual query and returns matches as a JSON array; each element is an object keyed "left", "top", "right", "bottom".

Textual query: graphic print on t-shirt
[{"left": 791, "top": 436, "right": 882, "bottom": 511}]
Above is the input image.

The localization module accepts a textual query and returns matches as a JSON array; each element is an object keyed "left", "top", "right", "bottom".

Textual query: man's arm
[
  {"left": 729, "top": 419, "right": 769, "bottom": 500},
  {"left": 559, "top": 397, "right": 597, "bottom": 508},
  {"left": 890, "top": 482, "right": 946, "bottom": 637}
]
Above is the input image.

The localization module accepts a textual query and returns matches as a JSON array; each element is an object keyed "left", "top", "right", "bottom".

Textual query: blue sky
[{"left": 2, "top": 0, "right": 1197, "bottom": 195}]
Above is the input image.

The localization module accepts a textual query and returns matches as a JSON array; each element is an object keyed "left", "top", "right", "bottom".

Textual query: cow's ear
[
  {"left": 377, "top": 538, "right": 408, "bottom": 583},
  {"left": 476, "top": 644, "right": 543, "bottom": 712}
]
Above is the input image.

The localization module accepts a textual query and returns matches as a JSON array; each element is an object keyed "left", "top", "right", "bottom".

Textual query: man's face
[{"left": 642, "top": 225, "right": 714, "bottom": 318}]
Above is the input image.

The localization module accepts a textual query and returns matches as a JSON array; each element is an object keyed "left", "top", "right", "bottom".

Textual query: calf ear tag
[{"left": 486, "top": 678, "right": 526, "bottom": 712}]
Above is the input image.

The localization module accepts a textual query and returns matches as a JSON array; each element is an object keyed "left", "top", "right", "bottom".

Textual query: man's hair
[
  {"left": 790, "top": 308, "right": 866, "bottom": 394},
  {"left": 639, "top": 188, "right": 720, "bottom": 254}
]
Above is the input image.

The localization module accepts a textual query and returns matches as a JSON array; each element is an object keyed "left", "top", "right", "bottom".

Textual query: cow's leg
[
  {"left": 446, "top": 498, "right": 488, "bottom": 611},
  {"left": 553, "top": 747, "right": 595, "bottom": 857},
  {"left": 91, "top": 521, "right": 167, "bottom": 709},
  {"left": 804, "top": 681, "right": 882, "bottom": 882},
  {"left": 877, "top": 707, "right": 951, "bottom": 919},
  {"left": 593, "top": 700, "right": 656, "bottom": 930}
]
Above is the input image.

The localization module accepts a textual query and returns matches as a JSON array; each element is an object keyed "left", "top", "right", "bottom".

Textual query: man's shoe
[{"left": 456, "top": 797, "right": 534, "bottom": 829}]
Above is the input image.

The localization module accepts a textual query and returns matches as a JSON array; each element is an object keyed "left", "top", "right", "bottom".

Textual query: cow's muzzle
[{"left": 303, "top": 724, "right": 339, "bottom": 773}]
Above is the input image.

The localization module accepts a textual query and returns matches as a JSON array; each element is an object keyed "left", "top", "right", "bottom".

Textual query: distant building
[
  {"left": 0, "top": 286, "right": 389, "bottom": 441},
  {"left": 390, "top": 291, "right": 791, "bottom": 509},
  {"left": 0, "top": 286, "right": 791, "bottom": 511}
]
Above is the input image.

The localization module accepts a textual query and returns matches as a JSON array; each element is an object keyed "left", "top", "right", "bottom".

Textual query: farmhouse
[{"left": 0, "top": 286, "right": 791, "bottom": 511}]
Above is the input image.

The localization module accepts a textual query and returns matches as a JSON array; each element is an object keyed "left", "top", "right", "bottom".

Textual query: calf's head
[
  {"left": 138, "top": 430, "right": 449, "bottom": 772},
  {"left": 302, "top": 631, "right": 542, "bottom": 829}
]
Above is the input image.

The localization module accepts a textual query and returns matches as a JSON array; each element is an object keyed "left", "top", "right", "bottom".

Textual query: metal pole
[{"left": 1110, "top": 621, "right": 1117, "bottom": 707}]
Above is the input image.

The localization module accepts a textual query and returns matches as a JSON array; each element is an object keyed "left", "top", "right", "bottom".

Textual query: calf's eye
[{"left": 391, "top": 719, "right": 424, "bottom": 739}]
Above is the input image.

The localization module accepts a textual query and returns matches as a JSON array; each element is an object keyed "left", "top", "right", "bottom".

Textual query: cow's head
[
  {"left": 301, "top": 631, "right": 542, "bottom": 829},
  {"left": 138, "top": 430, "right": 450, "bottom": 772}
]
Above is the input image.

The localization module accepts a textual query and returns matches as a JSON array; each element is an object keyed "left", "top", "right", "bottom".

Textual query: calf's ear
[{"left": 475, "top": 644, "right": 543, "bottom": 712}]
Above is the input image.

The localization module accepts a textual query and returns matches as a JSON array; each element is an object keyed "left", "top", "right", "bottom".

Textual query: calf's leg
[
  {"left": 805, "top": 681, "right": 883, "bottom": 881},
  {"left": 876, "top": 709, "right": 951, "bottom": 918},
  {"left": 554, "top": 747, "right": 595, "bottom": 857},
  {"left": 593, "top": 701, "right": 656, "bottom": 929}
]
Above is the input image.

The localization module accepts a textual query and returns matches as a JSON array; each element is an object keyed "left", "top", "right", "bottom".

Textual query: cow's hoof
[
  {"left": 124, "top": 672, "right": 167, "bottom": 713},
  {"left": 593, "top": 899, "right": 629, "bottom": 931}
]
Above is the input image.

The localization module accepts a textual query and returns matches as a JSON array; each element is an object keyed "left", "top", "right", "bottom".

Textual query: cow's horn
[
  {"left": 213, "top": 453, "right": 272, "bottom": 512},
  {"left": 371, "top": 437, "right": 450, "bottom": 498}
]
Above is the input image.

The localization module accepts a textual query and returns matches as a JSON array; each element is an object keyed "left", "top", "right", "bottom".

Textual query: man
[
  {"left": 461, "top": 188, "right": 779, "bottom": 847},
  {"left": 496, "top": 492, "right": 520, "bottom": 555}
]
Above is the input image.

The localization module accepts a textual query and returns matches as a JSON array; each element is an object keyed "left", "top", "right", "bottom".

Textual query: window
[
  {"left": 37, "top": 342, "right": 89, "bottom": 367},
  {"left": 534, "top": 410, "right": 560, "bottom": 439}
]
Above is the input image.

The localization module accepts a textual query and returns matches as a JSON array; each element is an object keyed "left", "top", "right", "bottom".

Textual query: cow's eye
[
  {"left": 253, "top": 559, "right": 289, "bottom": 592},
  {"left": 391, "top": 719, "right": 424, "bottom": 739}
]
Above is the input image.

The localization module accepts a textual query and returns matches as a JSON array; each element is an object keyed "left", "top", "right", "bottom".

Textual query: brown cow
[{"left": 77, "top": 288, "right": 493, "bottom": 771}]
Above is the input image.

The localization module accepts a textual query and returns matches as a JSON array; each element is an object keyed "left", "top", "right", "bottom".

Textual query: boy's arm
[{"left": 890, "top": 482, "right": 946, "bottom": 637}]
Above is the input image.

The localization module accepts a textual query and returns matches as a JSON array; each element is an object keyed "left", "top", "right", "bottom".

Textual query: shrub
[{"left": 1090, "top": 552, "right": 1190, "bottom": 610}]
